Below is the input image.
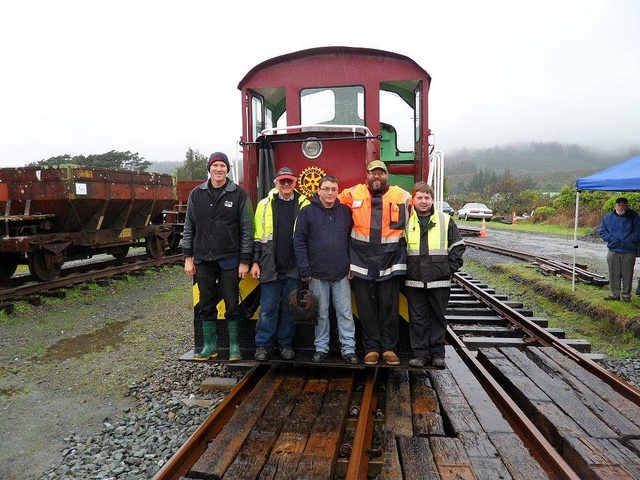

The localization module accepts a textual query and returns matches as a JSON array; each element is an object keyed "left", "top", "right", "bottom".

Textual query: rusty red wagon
[{"left": 0, "top": 165, "right": 177, "bottom": 281}]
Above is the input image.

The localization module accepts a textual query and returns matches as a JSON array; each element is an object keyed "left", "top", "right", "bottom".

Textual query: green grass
[
  {"left": 457, "top": 218, "right": 592, "bottom": 237},
  {"left": 461, "top": 259, "right": 640, "bottom": 358}
]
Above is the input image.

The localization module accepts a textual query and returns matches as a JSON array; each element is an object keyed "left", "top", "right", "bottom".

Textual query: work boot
[
  {"left": 193, "top": 321, "right": 218, "bottom": 361},
  {"left": 227, "top": 319, "right": 242, "bottom": 362}
]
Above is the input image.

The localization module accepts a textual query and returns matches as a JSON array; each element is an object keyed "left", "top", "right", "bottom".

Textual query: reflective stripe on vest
[{"left": 405, "top": 279, "right": 452, "bottom": 289}]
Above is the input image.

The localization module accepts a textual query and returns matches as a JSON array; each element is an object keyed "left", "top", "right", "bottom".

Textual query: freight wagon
[{"left": 0, "top": 165, "right": 179, "bottom": 281}]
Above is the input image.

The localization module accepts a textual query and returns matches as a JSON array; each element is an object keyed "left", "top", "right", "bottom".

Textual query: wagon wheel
[
  {"left": 111, "top": 246, "right": 130, "bottom": 261},
  {"left": 145, "top": 236, "right": 165, "bottom": 259},
  {"left": 28, "top": 251, "right": 63, "bottom": 282},
  {"left": 0, "top": 253, "right": 20, "bottom": 281}
]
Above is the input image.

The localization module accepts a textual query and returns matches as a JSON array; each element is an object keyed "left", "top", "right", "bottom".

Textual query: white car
[{"left": 458, "top": 202, "right": 493, "bottom": 221}]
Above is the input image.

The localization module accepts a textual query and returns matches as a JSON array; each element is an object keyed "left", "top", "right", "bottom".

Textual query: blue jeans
[
  {"left": 310, "top": 276, "right": 356, "bottom": 355},
  {"left": 255, "top": 274, "right": 297, "bottom": 348}
]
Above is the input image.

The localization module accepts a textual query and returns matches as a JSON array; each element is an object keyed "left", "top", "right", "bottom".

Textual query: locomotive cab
[{"left": 238, "top": 46, "right": 432, "bottom": 203}]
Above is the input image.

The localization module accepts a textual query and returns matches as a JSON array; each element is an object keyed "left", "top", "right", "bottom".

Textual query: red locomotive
[{"left": 188, "top": 46, "right": 435, "bottom": 362}]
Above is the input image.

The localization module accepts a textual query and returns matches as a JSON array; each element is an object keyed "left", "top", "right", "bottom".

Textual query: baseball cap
[
  {"left": 366, "top": 160, "right": 388, "bottom": 173},
  {"left": 275, "top": 166, "right": 297, "bottom": 181}
]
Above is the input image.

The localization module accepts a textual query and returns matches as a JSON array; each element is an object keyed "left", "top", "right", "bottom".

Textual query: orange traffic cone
[{"left": 480, "top": 218, "right": 488, "bottom": 238}]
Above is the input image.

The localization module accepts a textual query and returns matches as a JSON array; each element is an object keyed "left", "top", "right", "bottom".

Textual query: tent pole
[{"left": 572, "top": 190, "right": 580, "bottom": 292}]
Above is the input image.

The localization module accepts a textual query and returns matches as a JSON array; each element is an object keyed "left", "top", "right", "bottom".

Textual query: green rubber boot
[
  {"left": 194, "top": 321, "right": 218, "bottom": 361},
  {"left": 227, "top": 319, "right": 242, "bottom": 362}
]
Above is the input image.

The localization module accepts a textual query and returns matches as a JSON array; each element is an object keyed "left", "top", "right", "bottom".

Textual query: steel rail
[
  {"left": 464, "top": 239, "right": 607, "bottom": 285},
  {"left": 345, "top": 368, "right": 378, "bottom": 480},
  {"left": 152, "top": 364, "right": 269, "bottom": 480},
  {"left": 454, "top": 272, "right": 640, "bottom": 404},
  {"left": 0, "top": 254, "right": 183, "bottom": 302},
  {"left": 446, "top": 327, "right": 581, "bottom": 479}
]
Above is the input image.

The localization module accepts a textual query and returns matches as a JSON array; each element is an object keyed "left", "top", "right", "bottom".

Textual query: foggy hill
[{"left": 445, "top": 142, "right": 640, "bottom": 192}]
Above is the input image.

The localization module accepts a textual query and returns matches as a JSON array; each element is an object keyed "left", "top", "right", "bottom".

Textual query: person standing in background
[{"left": 599, "top": 197, "right": 639, "bottom": 302}]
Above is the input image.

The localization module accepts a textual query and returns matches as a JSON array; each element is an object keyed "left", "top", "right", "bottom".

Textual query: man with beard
[{"left": 339, "top": 161, "right": 411, "bottom": 365}]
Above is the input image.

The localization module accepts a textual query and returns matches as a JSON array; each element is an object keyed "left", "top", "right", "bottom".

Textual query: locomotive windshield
[{"left": 300, "top": 86, "right": 364, "bottom": 126}]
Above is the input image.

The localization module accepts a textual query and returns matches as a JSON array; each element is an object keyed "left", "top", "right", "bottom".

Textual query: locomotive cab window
[
  {"left": 249, "top": 87, "right": 285, "bottom": 138},
  {"left": 301, "top": 86, "right": 364, "bottom": 126},
  {"left": 379, "top": 88, "right": 415, "bottom": 158}
]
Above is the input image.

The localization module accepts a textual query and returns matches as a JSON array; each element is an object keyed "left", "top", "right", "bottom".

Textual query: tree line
[{"left": 31, "top": 151, "right": 151, "bottom": 172}]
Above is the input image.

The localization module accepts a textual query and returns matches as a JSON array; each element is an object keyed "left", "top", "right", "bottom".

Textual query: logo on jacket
[{"left": 224, "top": 201, "right": 233, "bottom": 208}]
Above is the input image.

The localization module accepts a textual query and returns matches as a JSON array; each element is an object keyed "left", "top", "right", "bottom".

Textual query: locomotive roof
[{"left": 237, "top": 46, "right": 431, "bottom": 89}]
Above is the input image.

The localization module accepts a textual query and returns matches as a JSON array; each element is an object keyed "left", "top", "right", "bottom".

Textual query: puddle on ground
[{"left": 37, "top": 319, "right": 133, "bottom": 363}]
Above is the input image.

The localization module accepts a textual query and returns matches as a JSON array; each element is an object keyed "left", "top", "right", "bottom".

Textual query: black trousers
[
  {"left": 405, "top": 286, "right": 450, "bottom": 360},
  {"left": 195, "top": 261, "right": 241, "bottom": 322},
  {"left": 352, "top": 276, "right": 399, "bottom": 352}
]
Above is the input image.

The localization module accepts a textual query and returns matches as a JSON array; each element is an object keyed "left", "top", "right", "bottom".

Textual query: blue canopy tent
[
  {"left": 572, "top": 155, "right": 640, "bottom": 290},
  {"left": 576, "top": 155, "right": 640, "bottom": 191}
]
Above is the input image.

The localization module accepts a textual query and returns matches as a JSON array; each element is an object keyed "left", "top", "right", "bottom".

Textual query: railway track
[
  {"left": 0, "top": 253, "right": 183, "bottom": 310},
  {"left": 464, "top": 238, "right": 608, "bottom": 286},
  {"left": 153, "top": 272, "right": 640, "bottom": 480}
]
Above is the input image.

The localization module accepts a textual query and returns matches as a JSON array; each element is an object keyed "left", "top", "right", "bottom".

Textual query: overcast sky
[{"left": 1, "top": 0, "right": 638, "bottom": 168}]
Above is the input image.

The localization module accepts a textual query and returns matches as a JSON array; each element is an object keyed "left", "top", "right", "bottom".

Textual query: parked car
[
  {"left": 442, "top": 201, "right": 455, "bottom": 216},
  {"left": 458, "top": 202, "right": 493, "bottom": 221}
]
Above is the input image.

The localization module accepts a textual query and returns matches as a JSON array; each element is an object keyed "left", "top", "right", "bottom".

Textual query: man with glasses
[
  {"left": 294, "top": 175, "right": 357, "bottom": 364},
  {"left": 339, "top": 160, "right": 411, "bottom": 365},
  {"left": 251, "top": 167, "right": 310, "bottom": 360}
]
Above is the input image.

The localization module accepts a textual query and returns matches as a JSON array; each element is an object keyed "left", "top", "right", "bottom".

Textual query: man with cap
[
  {"left": 183, "top": 152, "right": 253, "bottom": 361},
  {"left": 599, "top": 197, "right": 639, "bottom": 301},
  {"left": 251, "top": 166, "right": 310, "bottom": 361},
  {"left": 339, "top": 160, "right": 411, "bottom": 365}
]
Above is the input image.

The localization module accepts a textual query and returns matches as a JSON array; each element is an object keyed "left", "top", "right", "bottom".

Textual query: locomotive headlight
[{"left": 301, "top": 137, "right": 322, "bottom": 159}]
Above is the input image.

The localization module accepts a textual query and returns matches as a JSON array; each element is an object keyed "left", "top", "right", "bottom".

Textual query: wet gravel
[{"left": 41, "top": 359, "right": 244, "bottom": 479}]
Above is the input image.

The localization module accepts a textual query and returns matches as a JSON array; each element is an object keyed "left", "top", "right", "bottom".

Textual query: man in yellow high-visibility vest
[{"left": 404, "top": 182, "right": 465, "bottom": 368}]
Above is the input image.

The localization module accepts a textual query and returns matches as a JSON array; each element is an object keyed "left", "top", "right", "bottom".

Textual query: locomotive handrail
[
  {"left": 261, "top": 124, "right": 374, "bottom": 137},
  {"left": 239, "top": 124, "right": 381, "bottom": 146}
]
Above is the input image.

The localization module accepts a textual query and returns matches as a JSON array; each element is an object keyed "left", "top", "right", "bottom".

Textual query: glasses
[
  {"left": 277, "top": 179, "right": 294, "bottom": 185},
  {"left": 319, "top": 187, "right": 338, "bottom": 193},
  {"left": 367, "top": 171, "right": 387, "bottom": 177}
]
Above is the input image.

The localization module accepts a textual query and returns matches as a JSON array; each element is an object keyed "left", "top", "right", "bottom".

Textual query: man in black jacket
[
  {"left": 250, "top": 167, "right": 310, "bottom": 361},
  {"left": 183, "top": 152, "right": 253, "bottom": 361},
  {"left": 404, "top": 182, "right": 465, "bottom": 368},
  {"left": 294, "top": 175, "right": 357, "bottom": 364}
]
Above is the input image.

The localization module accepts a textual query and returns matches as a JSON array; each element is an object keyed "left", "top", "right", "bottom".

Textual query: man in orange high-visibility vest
[{"left": 339, "top": 160, "right": 411, "bottom": 366}]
